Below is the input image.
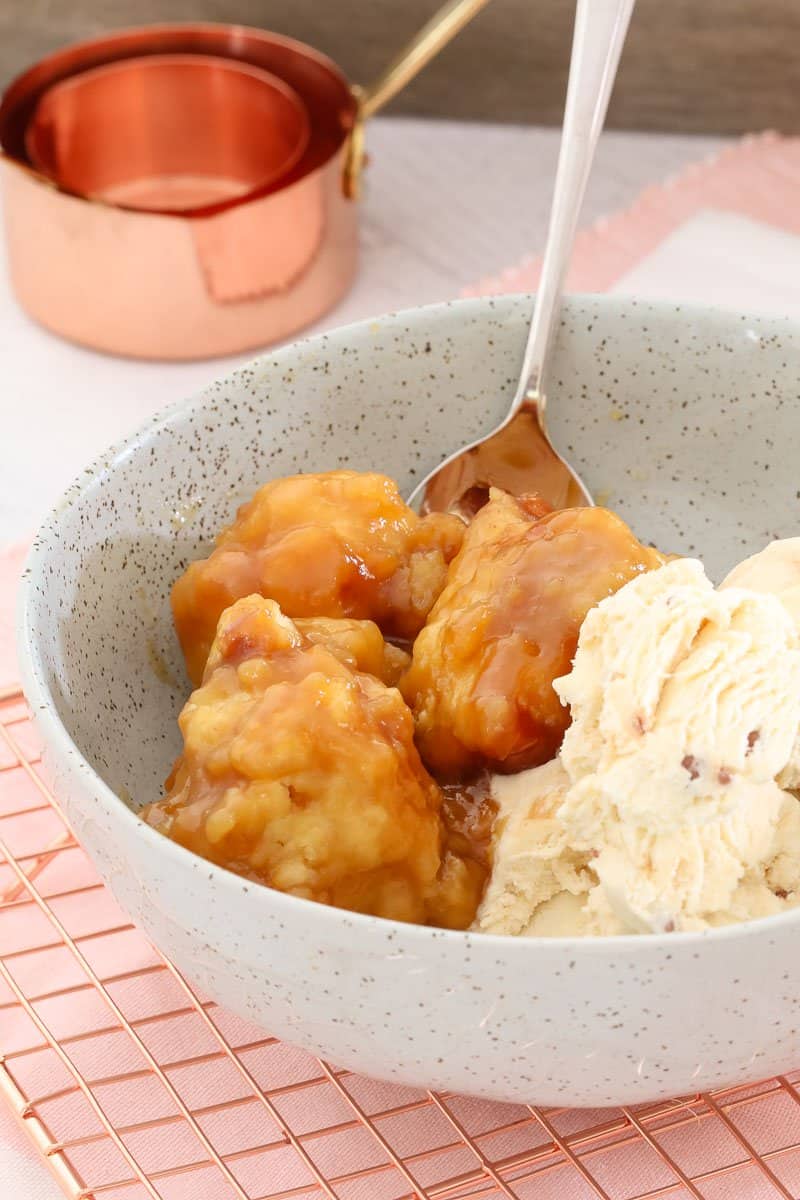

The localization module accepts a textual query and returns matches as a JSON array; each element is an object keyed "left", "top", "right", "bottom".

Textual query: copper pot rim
[
  {"left": 0, "top": 21, "right": 359, "bottom": 220},
  {"left": 23, "top": 51, "right": 313, "bottom": 218},
  {"left": 1, "top": 4, "right": 492, "bottom": 214}
]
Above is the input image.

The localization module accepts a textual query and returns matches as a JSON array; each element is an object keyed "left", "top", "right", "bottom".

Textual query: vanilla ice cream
[
  {"left": 722, "top": 537, "right": 800, "bottom": 626},
  {"left": 722, "top": 537, "right": 800, "bottom": 788},
  {"left": 476, "top": 759, "right": 596, "bottom": 936},
  {"left": 475, "top": 556, "right": 800, "bottom": 937}
]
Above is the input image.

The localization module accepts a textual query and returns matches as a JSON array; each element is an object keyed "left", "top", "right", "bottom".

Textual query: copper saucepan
[
  {"left": 25, "top": 54, "right": 312, "bottom": 213},
  {"left": 0, "top": 0, "right": 491, "bottom": 360}
]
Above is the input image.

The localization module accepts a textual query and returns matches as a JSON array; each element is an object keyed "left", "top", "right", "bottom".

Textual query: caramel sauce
[
  {"left": 171, "top": 470, "right": 464, "bottom": 685},
  {"left": 440, "top": 772, "right": 497, "bottom": 871},
  {"left": 402, "top": 493, "right": 666, "bottom": 777},
  {"left": 158, "top": 470, "right": 669, "bottom": 933},
  {"left": 146, "top": 595, "right": 490, "bottom": 930}
]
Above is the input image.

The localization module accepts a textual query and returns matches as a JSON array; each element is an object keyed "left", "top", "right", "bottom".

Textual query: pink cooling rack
[{"left": 3, "top": 685, "right": 800, "bottom": 1200}]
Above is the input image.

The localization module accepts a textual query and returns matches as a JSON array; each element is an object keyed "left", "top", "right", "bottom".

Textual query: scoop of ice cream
[
  {"left": 474, "top": 759, "right": 594, "bottom": 936},
  {"left": 475, "top": 557, "right": 800, "bottom": 937},
  {"left": 722, "top": 538, "right": 800, "bottom": 787}
]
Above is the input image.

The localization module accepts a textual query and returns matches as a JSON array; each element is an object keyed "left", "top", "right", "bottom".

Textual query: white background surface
[{"left": 0, "top": 114, "right": 736, "bottom": 1198}]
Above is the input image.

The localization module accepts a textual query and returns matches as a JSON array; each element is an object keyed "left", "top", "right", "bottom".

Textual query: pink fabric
[{"left": 0, "top": 542, "right": 26, "bottom": 689}]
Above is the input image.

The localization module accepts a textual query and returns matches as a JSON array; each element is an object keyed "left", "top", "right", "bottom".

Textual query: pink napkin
[{"left": 0, "top": 542, "right": 26, "bottom": 691}]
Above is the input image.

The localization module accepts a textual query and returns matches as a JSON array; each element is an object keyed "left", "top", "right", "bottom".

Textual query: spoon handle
[{"left": 516, "top": 0, "right": 635, "bottom": 410}]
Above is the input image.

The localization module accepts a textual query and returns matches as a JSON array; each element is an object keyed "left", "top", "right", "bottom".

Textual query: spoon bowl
[
  {"left": 417, "top": 401, "right": 592, "bottom": 516},
  {"left": 410, "top": 0, "right": 635, "bottom": 514}
]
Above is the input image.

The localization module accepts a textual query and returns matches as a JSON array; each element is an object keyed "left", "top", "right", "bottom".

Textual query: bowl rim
[{"left": 18, "top": 291, "right": 800, "bottom": 955}]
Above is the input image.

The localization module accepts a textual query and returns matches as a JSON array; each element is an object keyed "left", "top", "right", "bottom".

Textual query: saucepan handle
[{"left": 343, "top": 0, "right": 493, "bottom": 198}]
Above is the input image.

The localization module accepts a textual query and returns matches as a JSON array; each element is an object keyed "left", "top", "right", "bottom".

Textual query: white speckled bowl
[{"left": 19, "top": 295, "right": 800, "bottom": 1107}]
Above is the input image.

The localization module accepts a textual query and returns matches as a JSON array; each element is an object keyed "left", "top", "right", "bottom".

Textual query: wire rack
[{"left": 3, "top": 685, "right": 800, "bottom": 1200}]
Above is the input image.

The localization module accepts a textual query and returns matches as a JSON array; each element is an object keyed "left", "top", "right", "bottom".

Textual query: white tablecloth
[{"left": 0, "top": 115, "right": 728, "bottom": 1198}]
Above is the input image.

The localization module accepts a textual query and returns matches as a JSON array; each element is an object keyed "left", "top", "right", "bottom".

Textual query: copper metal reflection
[
  {"left": 0, "top": 4, "right": 491, "bottom": 359},
  {"left": 25, "top": 54, "right": 310, "bottom": 215},
  {"left": 421, "top": 402, "right": 590, "bottom": 516}
]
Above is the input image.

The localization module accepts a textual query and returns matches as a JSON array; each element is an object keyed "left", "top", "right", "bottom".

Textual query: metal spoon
[{"left": 409, "top": 0, "right": 636, "bottom": 516}]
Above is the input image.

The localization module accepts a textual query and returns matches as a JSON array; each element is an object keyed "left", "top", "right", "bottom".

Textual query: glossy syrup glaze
[
  {"left": 402, "top": 490, "right": 666, "bottom": 777},
  {"left": 420, "top": 401, "right": 591, "bottom": 517}
]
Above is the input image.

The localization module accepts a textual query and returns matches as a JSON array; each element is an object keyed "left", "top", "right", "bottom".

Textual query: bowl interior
[{"left": 23, "top": 295, "right": 800, "bottom": 810}]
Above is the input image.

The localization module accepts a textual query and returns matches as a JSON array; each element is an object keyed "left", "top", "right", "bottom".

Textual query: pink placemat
[
  {"left": 6, "top": 135, "right": 800, "bottom": 1199},
  {"left": 465, "top": 131, "right": 800, "bottom": 303}
]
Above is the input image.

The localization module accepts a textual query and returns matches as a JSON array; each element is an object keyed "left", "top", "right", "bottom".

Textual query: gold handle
[{"left": 343, "top": 0, "right": 493, "bottom": 198}]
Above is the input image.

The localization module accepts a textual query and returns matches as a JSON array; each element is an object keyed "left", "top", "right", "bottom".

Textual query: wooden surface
[{"left": 0, "top": 0, "right": 798, "bottom": 134}]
